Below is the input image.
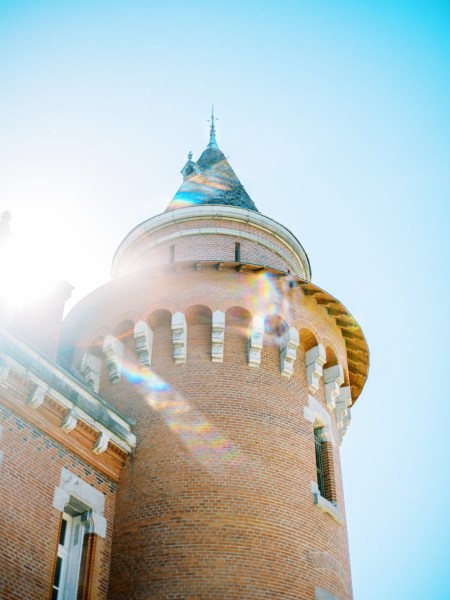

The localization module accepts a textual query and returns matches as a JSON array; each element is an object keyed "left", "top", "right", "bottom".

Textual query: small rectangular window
[
  {"left": 170, "top": 245, "right": 175, "bottom": 264},
  {"left": 235, "top": 242, "right": 241, "bottom": 262}
]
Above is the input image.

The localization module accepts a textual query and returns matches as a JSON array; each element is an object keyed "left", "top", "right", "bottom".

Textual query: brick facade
[{"left": 0, "top": 136, "right": 368, "bottom": 599}]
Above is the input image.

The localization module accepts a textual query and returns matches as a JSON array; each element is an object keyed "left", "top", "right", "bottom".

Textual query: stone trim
[
  {"left": 102, "top": 335, "right": 124, "bottom": 384},
  {"left": 172, "top": 312, "right": 187, "bottom": 364},
  {"left": 311, "top": 480, "right": 343, "bottom": 525},
  {"left": 247, "top": 316, "right": 264, "bottom": 367},
  {"left": 306, "top": 344, "right": 326, "bottom": 394},
  {"left": 53, "top": 468, "right": 107, "bottom": 538},
  {"left": 112, "top": 205, "right": 311, "bottom": 280},
  {"left": 134, "top": 321, "right": 153, "bottom": 367},
  {"left": 316, "top": 587, "right": 342, "bottom": 600},
  {"left": 211, "top": 311, "right": 225, "bottom": 362},
  {"left": 323, "top": 364, "right": 344, "bottom": 410},
  {"left": 1, "top": 329, "right": 135, "bottom": 454},
  {"left": 280, "top": 327, "right": 299, "bottom": 378}
]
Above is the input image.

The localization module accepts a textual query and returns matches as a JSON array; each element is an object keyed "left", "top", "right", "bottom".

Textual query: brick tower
[{"left": 61, "top": 113, "right": 369, "bottom": 600}]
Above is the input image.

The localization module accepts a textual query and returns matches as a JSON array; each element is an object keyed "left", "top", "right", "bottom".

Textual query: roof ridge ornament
[{"left": 207, "top": 105, "right": 219, "bottom": 149}]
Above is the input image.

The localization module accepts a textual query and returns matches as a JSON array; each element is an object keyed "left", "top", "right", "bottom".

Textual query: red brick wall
[
  {"left": 113, "top": 216, "right": 305, "bottom": 278},
  {"left": 62, "top": 260, "right": 352, "bottom": 599},
  {"left": 0, "top": 405, "right": 116, "bottom": 600}
]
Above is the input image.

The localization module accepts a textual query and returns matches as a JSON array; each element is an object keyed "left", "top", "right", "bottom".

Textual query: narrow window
[
  {"left": 170, "top": 245, "right": 175, "bottom": 264},
  {"left": 52, "top": 511, "right": 87, "bottom": 599},
  {"left": 235, "top": 242, "right": 241, "bottom": 262},
  {"left": 314, "top": 427, "right": 326, "bottom": 498},
  {"left": 314, "top": 427, "right": 336, "bottom": 503}
]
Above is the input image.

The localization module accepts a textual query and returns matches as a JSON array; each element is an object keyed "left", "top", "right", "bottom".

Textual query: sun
[{"left": 0, "top": 211, "right": 62, "bottom": 311}]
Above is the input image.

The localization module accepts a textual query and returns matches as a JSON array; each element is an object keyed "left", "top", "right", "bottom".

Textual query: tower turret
[{"left": 61, "top": 115, "right": 369, "bottom": 600}]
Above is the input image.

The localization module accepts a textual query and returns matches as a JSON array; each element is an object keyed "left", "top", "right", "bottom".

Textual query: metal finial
[
  {"left": 207, "top": 106, "right": 219, "bottom": 149},
  {"left": 188, "top": 150, "right": 193, "bottom": 161}
]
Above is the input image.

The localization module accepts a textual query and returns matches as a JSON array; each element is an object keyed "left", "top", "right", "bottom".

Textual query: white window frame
[
  {"left": 304, "top": 395, "right": 343, "bottom": 525},
  {"left": 52, "top": 512, "right": 87, "bottom": 600}
]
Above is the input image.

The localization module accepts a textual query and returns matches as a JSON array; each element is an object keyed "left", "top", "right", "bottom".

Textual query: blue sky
[{"left": 1, "top": 1, "right": 449, "bottom": 598}]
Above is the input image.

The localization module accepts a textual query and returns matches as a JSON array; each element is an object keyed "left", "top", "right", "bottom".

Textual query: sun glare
[{"left": 0, "top": 211, "right": 61, "bottom": 309}]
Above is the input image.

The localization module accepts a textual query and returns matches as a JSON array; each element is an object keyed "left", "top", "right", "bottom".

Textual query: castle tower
[{"left": 61, "top": 114, "right": 369, "bottom": 600}]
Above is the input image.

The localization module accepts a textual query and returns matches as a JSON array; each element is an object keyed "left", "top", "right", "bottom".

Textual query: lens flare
[{"left": 121, "top": 361, "right": 243, "bottom": 468}]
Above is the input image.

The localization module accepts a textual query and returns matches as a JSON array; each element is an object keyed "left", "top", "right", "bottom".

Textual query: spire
[{"left": 207, "top": 106, "right": 219, "bottom": 149}]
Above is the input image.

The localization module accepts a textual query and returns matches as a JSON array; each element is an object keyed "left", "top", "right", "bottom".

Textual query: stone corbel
[
  {"left": 339, "top": 410, "right": 352, "bottom": 444},
  {"left": 80, "top": 352, "right": 102, "bottom": 393},
  {"left": 27, "top": 385, "right": 46, "bottom": 409},
  {"left": 305, "top": 344, "right": 326, "bottom": 393},
  {"left": 171, "top": 312, "right": 187, "bottom": 364},
  {"left": 280, "top": 327, "right": 299, "bottom": 378},
  {"left": 134, "top": 321, "right": 153, "bottom": 367},
  {"left": 61, "top": 409, "right": 78, "bottom": 433},
  {"left": 93, "top": 431, "right": 110, "bottom": 455},
  {"left": 211, "top": 311, "right": 225, "bottom": 362},
  {"left": 247, "top": 316, "right": 265, "bottom": 368},
  {"left": 323, "top": 364, "right": 344, "bottom": 410},
  {"left": 102, "top": 335, "right": 124, "bottom": 383},
  {"left": 335, "top": 386, "right": 352, "bottom": 443}
]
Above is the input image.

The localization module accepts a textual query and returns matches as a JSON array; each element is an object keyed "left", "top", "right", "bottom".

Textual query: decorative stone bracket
[
  {"left": 61, "top": 408, "right": 78, "bottom": 433},
  {"left": 172, "top": 312, "right": 187, "bottom": 364},
  {"left": 80, "top": 352, "right": 102, "bottom": 393},
  {"left": 134, "top": 321, "right": 153, "bottom": 367},
  {"left": 323, "top": 364, "right": 344, "bottom": 410},
  {"left": 103, "top": 335, "right": 124, "bottom": 384},
  {"left": 211, "top": 311, "right": 225, "bottom": 362},
  {"left": 335, "top": 386, "right": 352, "bottom": 443},
  {"left": 247, "top": 316, "right": 265, "bottom": 368},
  {"left": 305, "top": 344, "right": 326, "bottom": 393},
  {"left": 93, "top": 431, "right": 110, "bottom": 455},
  {"left": 280, "top": 327, "right": 299, "bottom": 378},
  {"left": 26, "top": 385, "right": 46, "bottom": 409}
]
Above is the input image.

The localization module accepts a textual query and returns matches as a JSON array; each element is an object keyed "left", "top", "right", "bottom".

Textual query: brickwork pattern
[{"left": 0, "top": 405, "right": 116, "bottom": 600}]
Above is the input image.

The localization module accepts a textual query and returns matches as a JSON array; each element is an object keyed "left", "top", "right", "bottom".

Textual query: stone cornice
[{"left": 0, "top": 328, "right": 136, "bottom": 455}]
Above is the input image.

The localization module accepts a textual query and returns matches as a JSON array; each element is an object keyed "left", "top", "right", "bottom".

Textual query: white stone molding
[
  {"left": 93, "top": 431, "right": 110, "bottom": 455},
  {"left": 280, "top": 327, "right": 299, "bottom": 378},
  {"left": 26, "top": 385, "right": 46, "bottom": 409},
  {"left": 171, "top": 312, "right": 187, "bottom": 364},
  {"left": 303, "top": 395, "right": 335, "bottom": 445},
  {"left": 316, "top": 586, "right": 342, "bottom": 600},
  {"left": 335, "top": 386, "right": 351, "bottom": 429},
  {"left": 306, "top": 344, "right": 326, "bottom": 393},
  {"left": 336, "top": 387, "right": 352, "bottom": 444},
  {"left": 211, "top": 310, "right": 225, "bottom": 362},
  {"left": 247, "top": 316, "right": 265, "bottom": 368},
  {"left": 134, "top": 320, "right": 153, "bottom": 367},
  {"left": 61, "top": 409, "right": 78, "bottom": 433},
  {"left": 102, "top": 335, "right": 124, "bottom": 383},
  {"left": 323, "top": 364, "right": 344, "bottom": 410},
  {"left": 53, "top": 467, "right": 106, "bottom": 538},
  {"left": 80, "top": 352, "right": 102, "bottom": 393},
  {"left": 310, "top": 480, "right": 343, "bottom": 525},
  {"left": 0, "top": 355, "right": 9, "bottom": 385}
]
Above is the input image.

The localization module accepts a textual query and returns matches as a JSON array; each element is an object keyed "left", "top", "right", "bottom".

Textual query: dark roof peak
[{"left": 165, "top": 113, "right": 258, "bottom": 213}]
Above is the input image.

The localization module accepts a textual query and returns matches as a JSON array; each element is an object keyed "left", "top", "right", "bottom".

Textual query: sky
[{"left": 0, "top": 1, "right": 449, "bottom": 598}]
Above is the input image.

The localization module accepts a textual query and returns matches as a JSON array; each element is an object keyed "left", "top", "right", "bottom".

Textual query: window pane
[
  {"left": 59, "top": 518, "right": 68, "bottom": 546},
  {"left": 53, "top": 556, "right": 63, "bottom": 589}
]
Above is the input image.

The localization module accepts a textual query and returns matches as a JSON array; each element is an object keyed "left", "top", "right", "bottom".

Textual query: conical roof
[{"left": 165, "top": 113, "right": 258, "bottom": 212}]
